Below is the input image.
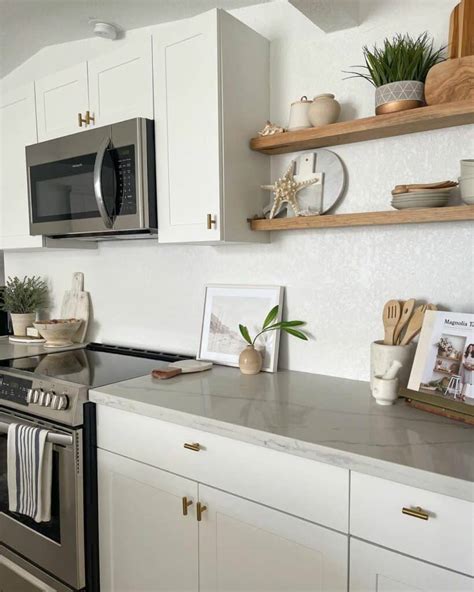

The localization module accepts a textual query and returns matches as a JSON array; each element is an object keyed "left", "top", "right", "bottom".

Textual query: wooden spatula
[
  {"left": 383, "top": 300, "right": 401, "bottom": 345},
  {"left": 400, "top": 305, "right": 427, "bottom": 345},
  {"left": 393, "top": 299, "right": 416, "bottom": 345}
]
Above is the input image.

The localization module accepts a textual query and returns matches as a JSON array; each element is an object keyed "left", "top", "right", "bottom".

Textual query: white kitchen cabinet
[
  {"left": 98, "top": 449, "right": 199, "bottom": 592},
  {"left": 0, "top": 83, "right": 43, "bottom": 249},
  {"left": 350, "top": 538, "right": 474, "bottom": 592},
  {"left": 35, "top": 63, "right": 89, "bottom": 141},
  {"left": 88, "top": 36, "right": 153, "bottom": 127},
  {"left": 153, "top": 9, "right": 270, "bottom": 244},
  {"left": 199, "top": 484, "right": 348, "bottom": 592}
]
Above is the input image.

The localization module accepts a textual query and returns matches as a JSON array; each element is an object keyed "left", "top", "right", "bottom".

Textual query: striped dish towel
[{"left": 7, "top": 423, "right": 53, "bottom": 523}]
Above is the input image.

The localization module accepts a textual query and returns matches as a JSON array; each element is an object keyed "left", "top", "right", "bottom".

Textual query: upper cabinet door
[
  {"left": 0, "top": 83, "right": 43, "bottom": 249},
  {"left": 88, "top": 37, "right": 153, "bottom": 128},
  {"left": 154, "top": 11, "right": 222, "bottom": 243},
  {"left": 198, "top": 485, "right": 348, "bottom": 592},
  {"left": 35, "top": 62, "right": 89, "bottom": 141}
]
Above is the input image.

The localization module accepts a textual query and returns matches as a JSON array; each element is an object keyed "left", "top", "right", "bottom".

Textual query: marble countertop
[
  {"left": 0, "top": 336, "right": 84, "bottom": 360},
  {"left": 90, "top": 365, "right": 474, "bottom": 502}
]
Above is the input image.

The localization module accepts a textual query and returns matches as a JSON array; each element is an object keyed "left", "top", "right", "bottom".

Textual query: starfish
[{"left": 262, "top": 160, "right": 320, "bottom": 219}]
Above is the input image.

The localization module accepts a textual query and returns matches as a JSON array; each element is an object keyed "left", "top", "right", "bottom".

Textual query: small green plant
[
  {"left": 0, "top": 276, "right": 48, "bottom": 314},
  {"left": 239, "top": 305, "right": 308, "bottom": 347},
  {"left": 344, "top": 32, "right": 445, "bottom": 87}
]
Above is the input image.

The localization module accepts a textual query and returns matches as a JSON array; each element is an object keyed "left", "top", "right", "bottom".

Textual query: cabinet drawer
[
  {"left": 96, "top": 405, "right": 349, "bottom": 532},
  {"left": 351, "top": 472, "right": 474, "bottom": 576}
]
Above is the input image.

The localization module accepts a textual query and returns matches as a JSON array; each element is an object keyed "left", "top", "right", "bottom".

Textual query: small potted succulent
[
  {"left": 345, "top": 32, "right": 445, "bottom": 115},
  {"left": 238, "top": 305, "right": 308, "bottom": 375},
  {"left": 0, "top": 276, "right": 48, "bottom": 336}
]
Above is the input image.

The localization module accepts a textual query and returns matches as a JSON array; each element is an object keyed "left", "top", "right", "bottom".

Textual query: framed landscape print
[{"left": 198, "top": 285, "right": 284, "bottom": 372}]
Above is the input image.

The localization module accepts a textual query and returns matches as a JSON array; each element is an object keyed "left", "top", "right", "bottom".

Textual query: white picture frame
[{"left": 198, "top": 285, "right": 284, "bottom": 372}]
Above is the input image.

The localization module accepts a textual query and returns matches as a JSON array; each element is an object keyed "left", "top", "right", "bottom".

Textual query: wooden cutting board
[
  {"left": 425, "top": 0, "right": 474, "bottom": 105},
  {"left": 425, "top": 56, "right": 474, "bottom": 104},
  {"left": 60, "top": 272, "right": 90, "bottom": 343}
]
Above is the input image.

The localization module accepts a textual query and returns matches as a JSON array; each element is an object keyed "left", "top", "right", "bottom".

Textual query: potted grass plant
[
  {"left": 0, "top": 276, "right": 48, "bottom": 336},
  {"left": 345, "top": 32, "right": 445, "bottom": 115},
  {"left": 238, "top": 305, "right": 308, "bottom": 375}
]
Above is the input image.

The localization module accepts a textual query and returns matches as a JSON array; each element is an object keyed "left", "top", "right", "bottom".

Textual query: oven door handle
[
  {"left": 0, "top": 421, "right": 73, "bottom": 446},
  {"left": 93, "top": 135, "right": 115, "bottom": 229}
]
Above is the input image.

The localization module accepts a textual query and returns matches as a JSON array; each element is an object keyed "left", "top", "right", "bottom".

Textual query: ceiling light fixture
[{"left": 92, "top": 21, "right": 118, "bottom": 40}]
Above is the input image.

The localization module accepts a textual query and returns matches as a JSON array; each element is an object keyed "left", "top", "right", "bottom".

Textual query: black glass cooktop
[{"left": 0, "top": 343, "right": 189, "bottom": 388}]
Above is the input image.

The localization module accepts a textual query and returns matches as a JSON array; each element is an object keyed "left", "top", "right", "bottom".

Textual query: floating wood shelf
[
  {"left": 250, "top": 101, "right": 474, "bottom": 155},
  {"left": 249, "top": 205, "right": 474, "bottom": 231}
]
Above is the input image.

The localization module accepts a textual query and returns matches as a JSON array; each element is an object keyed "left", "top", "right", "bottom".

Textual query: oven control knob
[
  {"left": 57, "top": 394, "right": 69, "bottom": 411},
  {"left": 38, "top": 390, "right": 47, "bottom": 406},
  {"left": 42, "top": 391, "right": 54, "bottom": 407},
  {"left": 32, "top": 389, "right": 42, "bottom": 404},
  {"left": 51, "top": 394, "right": 60, "bottom": 410},
  {"left": 26, "top": 388, "right": 34, "bottom": 404}
]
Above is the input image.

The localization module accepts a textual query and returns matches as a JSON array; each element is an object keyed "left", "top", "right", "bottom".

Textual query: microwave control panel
[{"left": 114, "top": 145, "right": 136, "bottom": 215}]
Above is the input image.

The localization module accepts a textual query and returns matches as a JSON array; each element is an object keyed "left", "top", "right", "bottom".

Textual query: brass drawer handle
[
  {"left": 402, "top": 506, "right": 429, "bottom": 520},
  {"left": 196, "top": 502, "right": 207, "bottom": 522},
  {"left": 182, "top": 496, "right": 193, "bottom": 516},
  {"left": 184, "top": 442, "right": 201, "bottom": 452},
  {"left": 78, "top": 111, "right": 95, "bottom": 127},
  {"left": 78, "top": 112, "right": 86, "bottom": 127},
  {"left": 207, "top": 214, "right": 216, "bottom": 230},
  {"left": 85, "top": 110, "right": 95, "bottom": 125}
]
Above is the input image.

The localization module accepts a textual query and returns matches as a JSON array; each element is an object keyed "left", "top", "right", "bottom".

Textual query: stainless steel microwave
[{"left": 26, "top": 118, "right": 157, "bottom": 239}]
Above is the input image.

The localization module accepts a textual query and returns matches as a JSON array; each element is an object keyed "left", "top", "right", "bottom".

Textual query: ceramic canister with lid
[
  {"left": 308, "top": 94, "right": 341, "bottom": 126},
  {"left": 288, "top": 96, "right": 312, "bottom": 130}
]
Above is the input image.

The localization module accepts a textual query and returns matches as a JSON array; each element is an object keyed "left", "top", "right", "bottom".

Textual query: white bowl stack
[
  {"left": 391, "top": 186, "right": 452, "bottom": 210},
  {"left": 459, "top": 160, "right": 474, "bottom": 205}
]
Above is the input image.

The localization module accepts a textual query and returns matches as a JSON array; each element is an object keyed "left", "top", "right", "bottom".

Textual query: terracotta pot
[
  {"left": 10, "top": 312, "right": 36, "bottom": 336},
  {"left": 375, "top": 81, "right": 425, "bottom": 115},
  {"left": 308, "top": 93, "right": 341, "bottom": 126},
  {"left": 239, "top": 345, "right": 262, "bottom": 375}
]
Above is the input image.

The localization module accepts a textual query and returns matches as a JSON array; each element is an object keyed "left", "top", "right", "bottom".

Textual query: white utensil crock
[
  {"left": 288, "top": 96, "right": 312, "bottom": 131},
  {"left": 370, "top": 340, "right": 415, "bottom": 393}
]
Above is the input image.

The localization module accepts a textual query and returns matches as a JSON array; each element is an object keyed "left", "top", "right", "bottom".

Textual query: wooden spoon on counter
[
  {"left": 383, "top": 300, "right": 401, "bottom": 345},
  {"left": 393, "top": 299, "right": 416, "bottom": 345},
  {"left": 400, "top": 304, "right": 427, "bottom": 345}
]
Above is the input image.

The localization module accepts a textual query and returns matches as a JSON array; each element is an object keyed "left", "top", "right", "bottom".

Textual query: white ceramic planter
[
  {"left": 370, "top": 340, "right": 415, "bottom": 393},
  {"left": 10, "top": 312, "right": 36, "bottom": 336}
]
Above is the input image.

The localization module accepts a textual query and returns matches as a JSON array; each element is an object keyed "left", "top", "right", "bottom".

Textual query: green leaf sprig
[
  {"left": 0, "top": 276, "right": 48, "bottom": 314},
  {"left": 239, "top": 305, "right": 308, "bottom": 347},
  {"left": 344, "top": 32, "right": 445, "bottom": 87}
]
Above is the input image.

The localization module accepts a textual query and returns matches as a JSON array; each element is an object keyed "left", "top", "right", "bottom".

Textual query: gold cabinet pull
[
  {"left": 196, "top": 502, "right": 207, "bottom": 522},
  {"left": 184, "top": 442, "right": 201, "bottom": 452},
  {"left": 182, "top": 496, "right": 193, "bottom": 516},
  {"left": 85, "top": 110, "right": 95, "bottom": 125},
  {"left": 207, "top": 214, "right": 216, "bottom": 230},
  {"left": 78, "top": 112, "right": 86, "bottom": 127},
  {"left": 402, "top": 506, "right": 429, "bottom": 520}
]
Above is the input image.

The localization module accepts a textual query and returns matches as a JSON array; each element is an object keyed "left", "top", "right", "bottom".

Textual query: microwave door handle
[{"left": 93, "top": 135, "right": 114, "bottom": 229}]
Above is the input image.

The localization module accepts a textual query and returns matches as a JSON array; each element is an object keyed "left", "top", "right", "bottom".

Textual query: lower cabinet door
[
  {"left": 350, "top": 538, "right": 474, "bottom": 592},
  {"left": 198, "top": 484, "right": 348, "bottom": 592},
  {"left": 98, "top": 449, "right": 199, "bottom": 592}
]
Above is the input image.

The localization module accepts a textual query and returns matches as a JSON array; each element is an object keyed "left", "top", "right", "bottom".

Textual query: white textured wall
[{"left": 3, "top": 0, "right": 473, "bottom": 380}]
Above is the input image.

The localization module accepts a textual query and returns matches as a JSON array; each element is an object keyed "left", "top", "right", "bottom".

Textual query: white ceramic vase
[
  {"left": 370, "top": 340, "right": 415, "bottom": 393},
  {"left": 10, "top": 312, "right": 36, "bottom": 336},
  {"left": 308, "top": 94, "right": 341, "bottom": 126}
]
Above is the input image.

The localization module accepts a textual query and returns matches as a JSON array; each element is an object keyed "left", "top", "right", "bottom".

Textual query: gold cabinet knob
[
  {"left": 196, "top": 502, "right": 207, "bottom": 522},
  {"left": 182, "top": 496, "right": 193, "bottom": 516},
  {"left": 184, "top": 442, "right": 201, "bottom": 452},
  {"left": 402, "top": 506, "right": 429, "bottom": 520},
  {"left": 207, "top": 214, "right": 217, "bottom": 230}
]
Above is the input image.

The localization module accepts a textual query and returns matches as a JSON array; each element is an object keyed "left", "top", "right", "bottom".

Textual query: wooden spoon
[
  {"left": 393, "top": 299, "right": 416, "bottom": 345},
  {"left": 383, "top": 300, "right": 401, "bottom": 345},
  {"left": 400, "top": 305, "right": 427, "bottom": 345},
  {"left": 392, "top": 181, "right": 457, "bottom": 195}
]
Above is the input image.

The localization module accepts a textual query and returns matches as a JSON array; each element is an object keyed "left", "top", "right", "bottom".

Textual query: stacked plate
[{"left": 391, "top": 187, "right": 452, "bottom": 210}]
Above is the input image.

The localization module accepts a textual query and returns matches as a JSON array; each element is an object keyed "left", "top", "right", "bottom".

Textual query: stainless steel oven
[
  {"left": 26, "top": 118, "right": 157, "bottom": 240},
  {"left": 0, "top": 410, "right": 84, "bottom": 591}
]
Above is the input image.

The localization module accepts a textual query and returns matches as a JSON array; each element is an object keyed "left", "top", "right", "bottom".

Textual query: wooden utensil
[
  {"left": 425, "top": 0, "right": 474, "bottom": 105},
  {"left": 393, "top": 298, "right": 416, "bottom": 344},
  {"left": 60, "top": 272, "right": 90, "bottom": 343},
  {"left": 382, "top": 300, "right": 401, "bottom": 345},
  {"left": 392, "top": 181, "right": 457, "bottom": 195},
  {"left": 400, "top": 304, "right": 427, "bottom": 345},
  {"left": 152, "top": 360, "right": 212, "bottom": 380}
]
